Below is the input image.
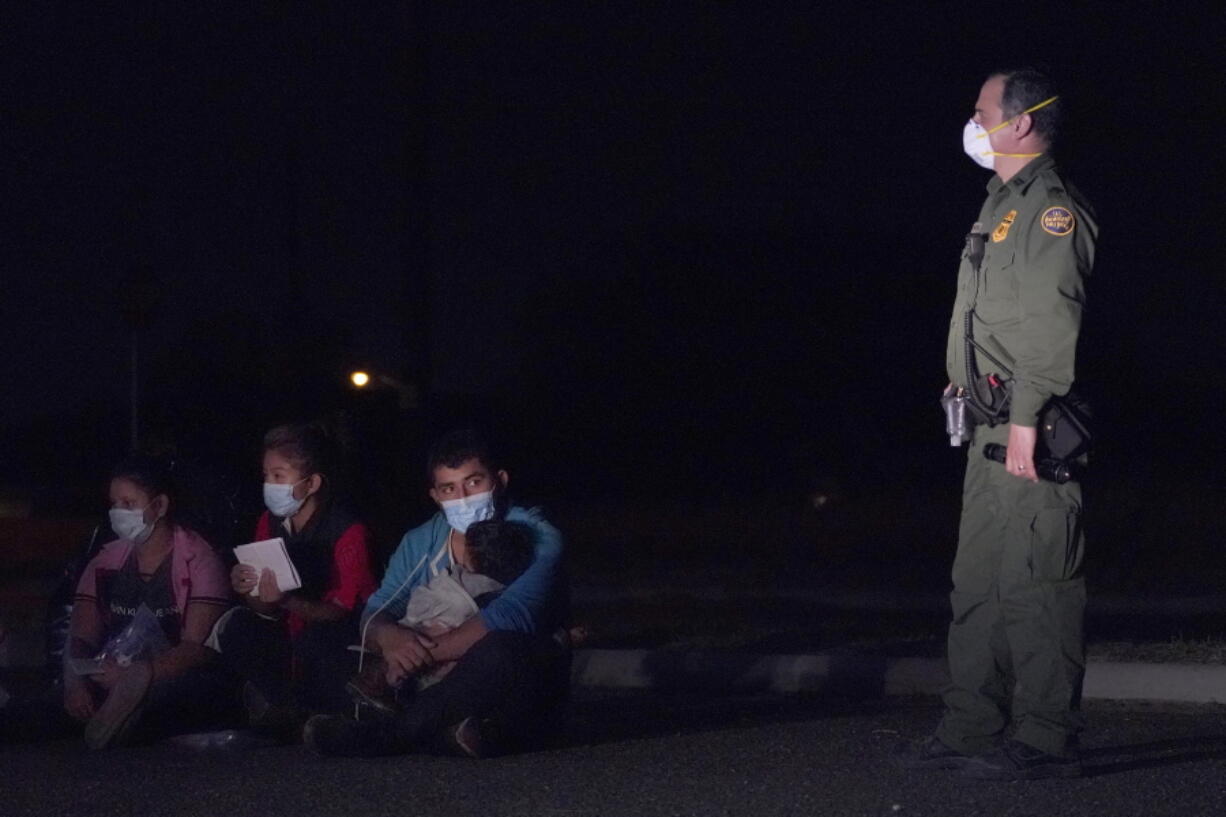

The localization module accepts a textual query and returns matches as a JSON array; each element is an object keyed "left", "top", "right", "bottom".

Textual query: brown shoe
[{"left": 345, "top": 656, "right": 400, "bottom": 718}]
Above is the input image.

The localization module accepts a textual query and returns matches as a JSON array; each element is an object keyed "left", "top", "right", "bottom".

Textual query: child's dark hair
[
  {"left": 111, "top": 455, "right": 178, "bottom": 523},
  {"left": 464, "top": 520, "right": 534, "bottom": 586},
  {"left": 263, "top": 422, "right": 338, "bottom": 489}
]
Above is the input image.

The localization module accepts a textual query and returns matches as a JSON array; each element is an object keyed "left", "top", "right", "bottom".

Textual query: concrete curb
[
  {"left": 572, "top": 649, "right": 1226, "bottom": 704},
  {"left": 573, "top": 586, "right": 1226, "bottom": 617}
]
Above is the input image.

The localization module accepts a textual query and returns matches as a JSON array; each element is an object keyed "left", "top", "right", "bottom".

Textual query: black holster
[
  {"left": 964, "top": 374, "right": 1012, "bottom": 427},
  {"left": 967, "top": 379, "right": 1093, "bottom": 462},
  {"left": 1038, "top": 389, "right": 1093, "bottom": 461}
]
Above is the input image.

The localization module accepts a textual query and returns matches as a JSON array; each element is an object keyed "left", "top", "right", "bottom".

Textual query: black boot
[
  {"left": 303, "top": 713, "right": 407, "bottom": 758},
  {"left": 960, "top": 739, "right": 1082, "bottom": 780},
  {"left": 892, "top": 735, "right": 974, "bottom": 771}
]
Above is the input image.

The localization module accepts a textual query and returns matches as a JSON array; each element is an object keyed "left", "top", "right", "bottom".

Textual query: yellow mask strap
[{"left": 978, "top": 95, "right": 1060, "bottom": 138}]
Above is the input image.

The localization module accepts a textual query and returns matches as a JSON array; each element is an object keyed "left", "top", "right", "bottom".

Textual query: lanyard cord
[{"left": 963, "top": 309, "right": 1014, "bottom": 425}]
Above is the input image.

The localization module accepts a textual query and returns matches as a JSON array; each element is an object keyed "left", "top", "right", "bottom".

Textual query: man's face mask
[
  {"left": 962, "top": 95, "right": 1059, "bottom": 170},
  {"left": 440, "top": 490, "right": 496, "bottom": 534}
]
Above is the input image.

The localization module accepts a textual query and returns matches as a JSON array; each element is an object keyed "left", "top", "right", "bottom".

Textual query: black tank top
[{"left": 105, "top": 550, "right": 181, "bottom": 646}]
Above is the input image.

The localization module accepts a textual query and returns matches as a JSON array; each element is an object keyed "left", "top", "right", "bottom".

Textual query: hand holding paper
[
  {"left": 233, "top": 538, "right": 302, "bottom": 597},
  {"left": 257, "top": 567, "right": 284, "bottom": 604}
]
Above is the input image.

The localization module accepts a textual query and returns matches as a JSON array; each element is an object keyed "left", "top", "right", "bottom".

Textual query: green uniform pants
[{"left": 935, "top": 423, "right": 1086, "bottom": 757}]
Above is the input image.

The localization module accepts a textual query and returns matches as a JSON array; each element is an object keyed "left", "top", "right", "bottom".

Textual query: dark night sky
[{"left": 1, "top": 2, "right": 1221, "bottom": 514}]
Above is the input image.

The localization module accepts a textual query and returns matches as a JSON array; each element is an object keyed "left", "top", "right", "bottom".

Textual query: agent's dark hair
[
  {"left": 426, "top": 428, "right": 502, "bottom": 483},
  {"left": 111, "top": 454, "right": 178, "bottom": 524},
  {"left": 994, "top": 67, "right": 1062, "bottom": 147},
  {"left": 464, "top": 520, "right": 534, "bottom": 586}
]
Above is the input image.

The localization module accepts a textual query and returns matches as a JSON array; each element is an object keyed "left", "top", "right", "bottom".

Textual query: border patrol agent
[{"left": 897, "top": 68, "right": 1098, "bottom": 780}]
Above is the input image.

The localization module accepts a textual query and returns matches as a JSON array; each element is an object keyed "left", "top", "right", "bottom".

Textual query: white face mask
[
  {"left": 109, "top": 506, "right": 158, "bottom": 545},
  {"left": 962, "top": 119, "right": 996, "bottom": 170},
  {"left": 440, "top": 490, "right": 495, "bottom": 534},
  {"left": 263, "top": 480, "right": 308, "bottom": 518}
]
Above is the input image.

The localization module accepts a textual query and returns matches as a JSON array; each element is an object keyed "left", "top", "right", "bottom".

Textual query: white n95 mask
[{"left": 963, "top": 119, "right": 996, "bottom": 170}]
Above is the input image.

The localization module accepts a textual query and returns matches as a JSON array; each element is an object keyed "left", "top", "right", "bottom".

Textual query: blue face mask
[
  {"left": 440, "top": 490, "right": 495, "bottom": 534},
  {"left": 263, "top": 480, "right": 307, "bottom": 518}
]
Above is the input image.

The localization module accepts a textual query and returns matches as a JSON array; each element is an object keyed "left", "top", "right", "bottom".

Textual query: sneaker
[
  {"left": 893, "top": 735, "right": 974, "bottom": 770},
  {"left": 960, "top": 739, "right": 1082, "bottom": 780},
  {"left": 439, "top": 716, "right": 500, "bottom": 759},
  {"left": 303, "top": 713, "right": 404, "bottom": 758},
  {"left": 84, "top": 660, "right": 152, "bottom": 750}
]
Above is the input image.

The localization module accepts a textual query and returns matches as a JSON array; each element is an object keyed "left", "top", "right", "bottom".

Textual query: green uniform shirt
[{"left": 946, "top": 154, "right": 1098, "bottom": 425}]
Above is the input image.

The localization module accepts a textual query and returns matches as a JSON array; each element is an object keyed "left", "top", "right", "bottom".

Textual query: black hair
[
  {"left": 263, "top": 422, "right": 338, "bottom": 498},
  {"left": 426, "top": 428, "right": 502, "bottom": 483},
  {"left": 464, "top": 520, "right": 534, "bottom": 586},
  {"left": 111, "top": 454, "right": 178, "bottom": 524},
  {"left": 993, "top": 67, "right": 1063, "bottom": 147}
]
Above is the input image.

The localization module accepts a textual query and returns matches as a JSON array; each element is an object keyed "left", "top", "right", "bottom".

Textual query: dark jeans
[
  {"left": 128, "top": 660, "right": 242, "bottom": 743},
  {"left": 0, "top": 660, "right": 238, "bottom": 745},
  {"left": 393, "top": 630, "right": 571, "bottom": 753},
  {"left": 217, "top": 607, "right": 359, "bottom": 713}
]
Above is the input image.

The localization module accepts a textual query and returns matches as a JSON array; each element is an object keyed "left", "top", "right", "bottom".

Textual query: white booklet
[{"left": 233, "top": 537, "right": 302, "bottom": 597}]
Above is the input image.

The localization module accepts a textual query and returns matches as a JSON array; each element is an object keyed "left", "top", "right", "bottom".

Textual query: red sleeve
[
  {"left": 322, "top": 522, "right": 378, "bottom": 612},
  {"left": 253, "top": 511, "right": 273, "bottom": 541}
]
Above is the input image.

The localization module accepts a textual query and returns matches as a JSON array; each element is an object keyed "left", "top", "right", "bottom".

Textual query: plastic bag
[{"left": 95, "top": 604, "right": 171, "bottom": 667}]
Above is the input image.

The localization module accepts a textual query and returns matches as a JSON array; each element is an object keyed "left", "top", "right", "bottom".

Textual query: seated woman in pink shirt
[{"left": 0, "top": 455, "right": 233, "bottom": 748}]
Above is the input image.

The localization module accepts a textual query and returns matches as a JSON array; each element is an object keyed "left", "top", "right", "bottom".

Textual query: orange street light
[{"left": 346, "top": 369, "right": 418, "bottom": 409}]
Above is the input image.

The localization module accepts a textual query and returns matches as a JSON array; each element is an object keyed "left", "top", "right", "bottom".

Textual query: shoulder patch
[{"left": 1041, "top": 206, "right": 1076, "bottom": 236}]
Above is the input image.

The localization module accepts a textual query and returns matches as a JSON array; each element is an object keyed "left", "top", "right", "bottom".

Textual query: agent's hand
[
  {"left": 375, "top": 625, "right": 436, "bottom": 685},
  {"left": 256, "top": 568, "right": 284, "bottom": 605},
  {"left": 1005, "top": 423, "right": 1040, "bottom": 484},
  {"left": 64, "top": 680, "right": 95, "bottom": 721},
  {"left": 231, "top": 563, "right": 258, "bottom": 596}
]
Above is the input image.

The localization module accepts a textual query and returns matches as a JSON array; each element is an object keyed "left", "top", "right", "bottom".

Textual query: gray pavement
[{"left": 3, "top": 693, "right": 1226, "bottom": 817}]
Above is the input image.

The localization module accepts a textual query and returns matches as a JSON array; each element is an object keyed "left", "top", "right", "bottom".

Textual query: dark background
[{"left": 1, "top": 3, "right": 1221, "bottom": 573}]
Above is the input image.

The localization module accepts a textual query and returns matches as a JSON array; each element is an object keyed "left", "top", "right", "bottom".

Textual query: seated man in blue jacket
[{"left": 305, "top": 429, "right": 569, "bottom": 758}]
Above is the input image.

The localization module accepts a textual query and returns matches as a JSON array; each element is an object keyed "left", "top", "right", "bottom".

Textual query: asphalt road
[{"left": 3, "top": 692, "right": 1225, "bottom": 817}]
